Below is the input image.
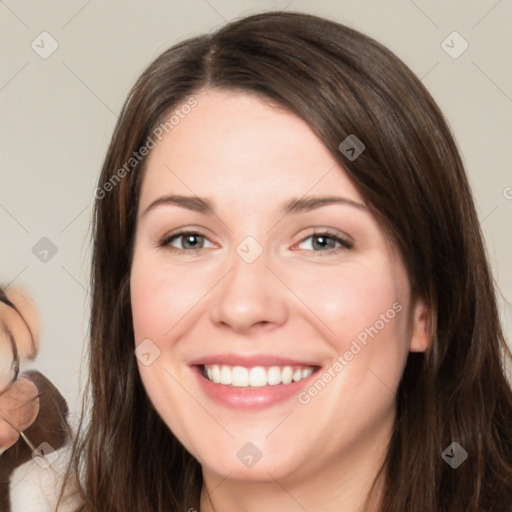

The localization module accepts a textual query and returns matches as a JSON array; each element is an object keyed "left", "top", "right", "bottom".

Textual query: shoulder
[{"left": 9, "top": 445, "right": 81, "bottom": 512}]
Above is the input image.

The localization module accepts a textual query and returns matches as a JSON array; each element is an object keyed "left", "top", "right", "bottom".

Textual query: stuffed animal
[{"left": 0, "top": 286, "right": 71, "bottom": 511}]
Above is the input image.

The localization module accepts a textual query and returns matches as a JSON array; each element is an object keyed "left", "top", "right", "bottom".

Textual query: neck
[{"left": 199, "top": 408, "right": 393, "bottom": 512}]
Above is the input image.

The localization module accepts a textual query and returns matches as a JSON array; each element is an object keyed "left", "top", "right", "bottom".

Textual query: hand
[{"left": 0, "top": 286, "right": 40, "bottom": 455}]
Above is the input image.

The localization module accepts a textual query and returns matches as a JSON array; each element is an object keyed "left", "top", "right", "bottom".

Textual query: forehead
[{"left": 139, "top": 88, "right": 363, "bottom": 210}]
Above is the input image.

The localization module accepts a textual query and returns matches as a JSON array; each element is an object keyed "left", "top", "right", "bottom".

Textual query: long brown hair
[{"left": 58, "top": 11, "right": 512, "bottom": 511}]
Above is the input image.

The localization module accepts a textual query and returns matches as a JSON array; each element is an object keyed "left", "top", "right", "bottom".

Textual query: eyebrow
[{"left": 141, "top": 194, "right": 366, "bottom": 217}]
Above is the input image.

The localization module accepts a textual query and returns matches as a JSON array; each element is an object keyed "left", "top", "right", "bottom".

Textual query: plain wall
[{"left": 1, "top": 0, "right": 511, "bottom": 418}]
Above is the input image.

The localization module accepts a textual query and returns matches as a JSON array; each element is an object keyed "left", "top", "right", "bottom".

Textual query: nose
[{"left": 210, "top": 247, "right": 289, "bottom": 335}]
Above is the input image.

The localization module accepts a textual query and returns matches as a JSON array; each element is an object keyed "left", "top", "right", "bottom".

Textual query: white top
[{"left": 9, "top": 446, "right": 80, "bottom": 511}]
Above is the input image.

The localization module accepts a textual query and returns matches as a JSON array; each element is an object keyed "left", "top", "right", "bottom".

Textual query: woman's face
[{"left": 130, "top": 88, "right": 428, "bottom": 484}]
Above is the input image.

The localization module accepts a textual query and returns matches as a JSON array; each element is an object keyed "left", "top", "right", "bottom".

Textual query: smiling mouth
[{"left": 199, "top": 364, "right": 320, "bottom": 388}]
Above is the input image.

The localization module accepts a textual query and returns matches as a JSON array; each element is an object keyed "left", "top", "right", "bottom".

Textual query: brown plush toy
[{"left": 0, "top": 286, "right": 70, "bottom": 512}]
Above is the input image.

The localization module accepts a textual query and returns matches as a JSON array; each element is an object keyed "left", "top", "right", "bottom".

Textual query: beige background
[{"left": 1, "top": 0, "right": 511, "bottom": 417}]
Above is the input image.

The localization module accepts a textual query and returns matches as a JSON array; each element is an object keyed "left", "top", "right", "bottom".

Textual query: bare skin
[
  {"left": 0, "top": 378, "right": 39, "bottom": 451},
  {"left": 0, "top": 288, "right": 40, "bottom": 453},
  {"left": 0, "top": 289, "right": 71, "bottom": 512},
  {"left": 130, "top": 88, "right": 430, "bottom": 512}
]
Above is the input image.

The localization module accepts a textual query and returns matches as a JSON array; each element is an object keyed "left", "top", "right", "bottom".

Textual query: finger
[
  {"left": 0, "top": 332, "right": 17, "bottom": 391},
  {"left": 0, "top": 415, "right": 20, "bottom": 452},
  {"left": 0, "top": 286, "right": 40, "bottom": 360},
  {"left": 0, "top": 377, "right": 40, "bottom": 444}
]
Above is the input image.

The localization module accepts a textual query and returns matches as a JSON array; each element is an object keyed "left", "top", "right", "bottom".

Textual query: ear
[{"left": 409, "top": 296, "right": 431, "bottom": 353}]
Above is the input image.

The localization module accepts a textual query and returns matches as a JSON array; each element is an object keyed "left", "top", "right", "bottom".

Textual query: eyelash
[{"left": 158, "top": 229, "right": 353, "bottom": 256}]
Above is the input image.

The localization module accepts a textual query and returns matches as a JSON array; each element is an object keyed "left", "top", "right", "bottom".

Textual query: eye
[
  {"left": 159, "top": 230, "right": 215, "bottom": 254},
  {"left": 295, "top": 230, "right": 353, "bottom": 255},
  {"left": 158, "top": 229, "right": 353, "bottom": 256}
]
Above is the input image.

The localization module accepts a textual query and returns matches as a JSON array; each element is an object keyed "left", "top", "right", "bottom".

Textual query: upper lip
[{"left": 188, "top": 354, "right": 320, "bottom": 367}]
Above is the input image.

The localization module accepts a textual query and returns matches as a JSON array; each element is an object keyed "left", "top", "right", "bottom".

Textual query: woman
[{"left": 54, "top": 10, "right": 512, "bottom": 512}]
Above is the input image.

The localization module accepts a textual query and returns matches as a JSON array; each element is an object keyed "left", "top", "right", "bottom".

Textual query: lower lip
[{"left": 191, "top": 365, "right": 320, "bottom": 410}]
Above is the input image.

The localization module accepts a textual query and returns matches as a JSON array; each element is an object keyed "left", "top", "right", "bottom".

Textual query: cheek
[
  {"left": 289, "top": 256, "right": 406, "bottom": 342},
  {"left": 130, "top": 258, "right": 198, "bottom": 436},
  {"left": 284, "top": 255, "right": 411, "bottom": 391},
  {"left": 130, "top": 270, "right": 158, "bottom": 344},
  {"left": 130, "top": 257, "right": 203, "bottom": 343}
]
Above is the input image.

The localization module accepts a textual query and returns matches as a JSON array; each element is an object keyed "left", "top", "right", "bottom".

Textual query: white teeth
[
  {"left": 232, "top": 366, "right": 248, "bottom": 386},
  {"left": 220, "top": 365, "right": 232, "bottom": 385},
  {"left": 249, "top": 367, "right": 267, "bottom": 387},
  {"left": 211, "top": 365, "right": 221, "bottom": 384},
  {"left": 267, "top": 366, "right": 282, "bottom": 385},
  {"left": 281, "top": 366, "right": 293, "bottom": 384},
  {"left": 202, "top": 364, "right": 316, "bottom": 387},
  {"left": 302, "top": 368, "right": 313, "bottom": 379}
]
